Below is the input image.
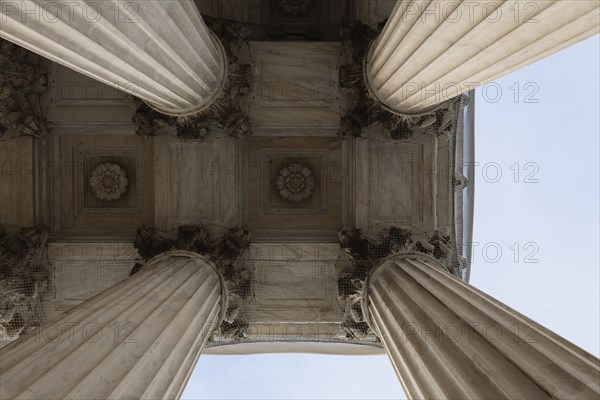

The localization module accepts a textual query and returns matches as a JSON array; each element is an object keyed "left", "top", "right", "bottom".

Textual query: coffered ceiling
[
  {"left": 0, "top": 29, "right": 457, "bottom": 349},
  {"left": 2, "top": 40, "right": 452, "bottom": 243}
]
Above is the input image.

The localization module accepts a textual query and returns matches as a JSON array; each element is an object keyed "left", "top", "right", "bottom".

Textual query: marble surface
[
  {"left": 354, "top": 126, "right": 448, "bottom": 234},
  {"left": 246, "top": 136, "right": 343, "bottom": 240},
  {"left": 247, "top": 42, "right": 343, "bottom": 130},
  {"left": 153, "top": 133, "right": 237, "bottom": 230},
  {"left": 240, "top": 243, "right": 343, "bottom": 323},
  {"left": 54, "top": 132, "right": 154, "bottom": 235},
  {"left": 44, "top": 243, "right": 141, "bottom": 316},
  {"left": 0, "top": 137, "right": 33, "bottom": 227},
  {"left": 43, "top": 63, "right": 136, "bottom": 124}
]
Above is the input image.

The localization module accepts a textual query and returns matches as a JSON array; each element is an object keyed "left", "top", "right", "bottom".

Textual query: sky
[{"left": 182, "top": 34, "right": 600, "bottom": 400}]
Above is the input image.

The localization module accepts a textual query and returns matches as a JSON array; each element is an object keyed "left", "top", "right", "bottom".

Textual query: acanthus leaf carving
[
  {"left": 0, "top": 224, "right": 50, "bottom": 347},
  {"left": 131, "top": 100, "right": 176, "bottom": 138},
  {"left": 132, "top": 21, "right": 253, "bottom": 141},
  {"left": 337, "top": 22, "right": 461, "bottom": 141},
  {"left": 335, "top": 225, "right": 455, "bottom": 341},
  {"left": 133, "top": 224, "right": 253, "bottom": 342},
  {"left": 0, "top": 39, "right": 49, "bottom": 139}
]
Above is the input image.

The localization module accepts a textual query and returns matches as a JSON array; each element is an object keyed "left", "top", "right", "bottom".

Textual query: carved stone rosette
[
  {"left": 0, "top": 39, "right": 48, "bottom": 139},
  {"left": 89, "top": 162, "right": 128, "bottom": 201},
  {"left": 337, "top": 22, "right": 461, "bottom": 140},
  {"left": 335, "top": 225, "right": 454, "bottom": 341},
  {"left": 276, "top": 163, "right": 315, "bottom": 203},
  {"left": 0, "top": 224, "right": 50, "bottom": 347},
  {"left": 133, "top": 21, "right": 253, "bottom": 141},
  {"left": 133, "top": 224, "right": 253, "bottom": 341}
]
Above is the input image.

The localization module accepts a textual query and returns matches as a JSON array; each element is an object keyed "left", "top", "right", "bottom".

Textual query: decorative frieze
[
  {"left": 337, "top": 22, "right": 461, "bottom": 140},
  {"left": 0, "top": 39, "right": 48, "bottom": 139},
  {"left": 0, "top": 225, "right": 49, "bottom": 346},
  {"left": 133, "top": 21, "right": 253, "bottom": 141},
  {"left": 133, "top": 224, "right": 253, "bottom": 341}
]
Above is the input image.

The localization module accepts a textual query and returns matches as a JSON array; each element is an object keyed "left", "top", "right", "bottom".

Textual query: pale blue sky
[{"left": 182, "top": 34, "right": 600, "bottom": 400}]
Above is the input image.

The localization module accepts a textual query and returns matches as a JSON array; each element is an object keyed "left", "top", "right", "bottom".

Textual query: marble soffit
[
  {"left": 10, "top": 222, "right": 457, "bottom": 351},
  {"left": 41, "top": 241, "right": 383, "bottom": 350},
  {"left": 196, "top": 0, "right": 362, "bottom": 41},
  {"left": 25, "top": 35, "right": 459, "bottom": 243},
  {"left": 207, "top": 242, "right": 382, "bottom": 349},
  {"left": 37, "top": 128, "right": 155, "bottom": 241},
  {"left": 193, "top": 0, "right": 399, "bottom": 41},
  {"left": 245, "top": 41, "right": 344, "bottom": 131},
  {"left": 204, "top": 341, "right": 384, "bottom": 355},
  {"left": 243, "top": 136, "right": 353, "bottom": 241}
]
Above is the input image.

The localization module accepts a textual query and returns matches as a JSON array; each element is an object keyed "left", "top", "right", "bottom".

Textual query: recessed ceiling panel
[{"left": 247, "top": 136, "right": 342, "bottom": 239}]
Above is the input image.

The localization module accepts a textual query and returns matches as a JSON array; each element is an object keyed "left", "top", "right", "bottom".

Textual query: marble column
[
  {"left": 364, "top": 254, "right": 600, "bottom": 399},
  {"left": 0, "top": 0, "right": 226, "bottom": 115},
  {"left": 0, "top": 251, "right": 226, "bottom": 400},
  {"left": 366, "top": 1, "right": 600, "bottom": 113}
]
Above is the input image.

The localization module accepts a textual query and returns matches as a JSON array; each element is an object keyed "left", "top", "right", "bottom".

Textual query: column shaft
[
  {"left": 366, "top": 1, "right": 600, "bottom": 113},
  {"left": 366, "top": 255, "right": 600, "bottom": 399},
  {"left": 0, "top": 251, "right": 224, "bottom": 400},
  {"left": 0, "top": 0, "right": 226, "bottom": 115}
]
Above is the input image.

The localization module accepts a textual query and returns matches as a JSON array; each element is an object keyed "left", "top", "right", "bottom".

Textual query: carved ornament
[
  {"left": 335, "top": 225, "right": 454, "bottom": 341},
  {"left": 89, "top": 162, "right": 128, "bottom": 201},
  {"left": 133, "top": 224, "right": 253, "bottom": 341},
  {"left": 276, "top": 163, "right": 315, "bottom": 203},
  {"left": 338, "top": 22, "right": 461, "bottom": 140},
  {"left": 133, "top": 21, "right": 253, "bottom": 141},
  {"left": 0, "top": 39, "right": 48, "bottom": 139},
  {"left": 0, "top": 225, "right": 50, "bottom": 346}
]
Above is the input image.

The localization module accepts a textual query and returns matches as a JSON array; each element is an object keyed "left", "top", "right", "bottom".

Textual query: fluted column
[
  {"left": 0, "top": 251, "right": 226, "bottom": 400},
  {"left": 364, "top": 254, "right": 600, "bottom": 399},
  {"left": 366, "top": 1, "right": 600, "bottom": 113},
  {"left": 0, "top": 0, "right": 226, "bottom": 115}
]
